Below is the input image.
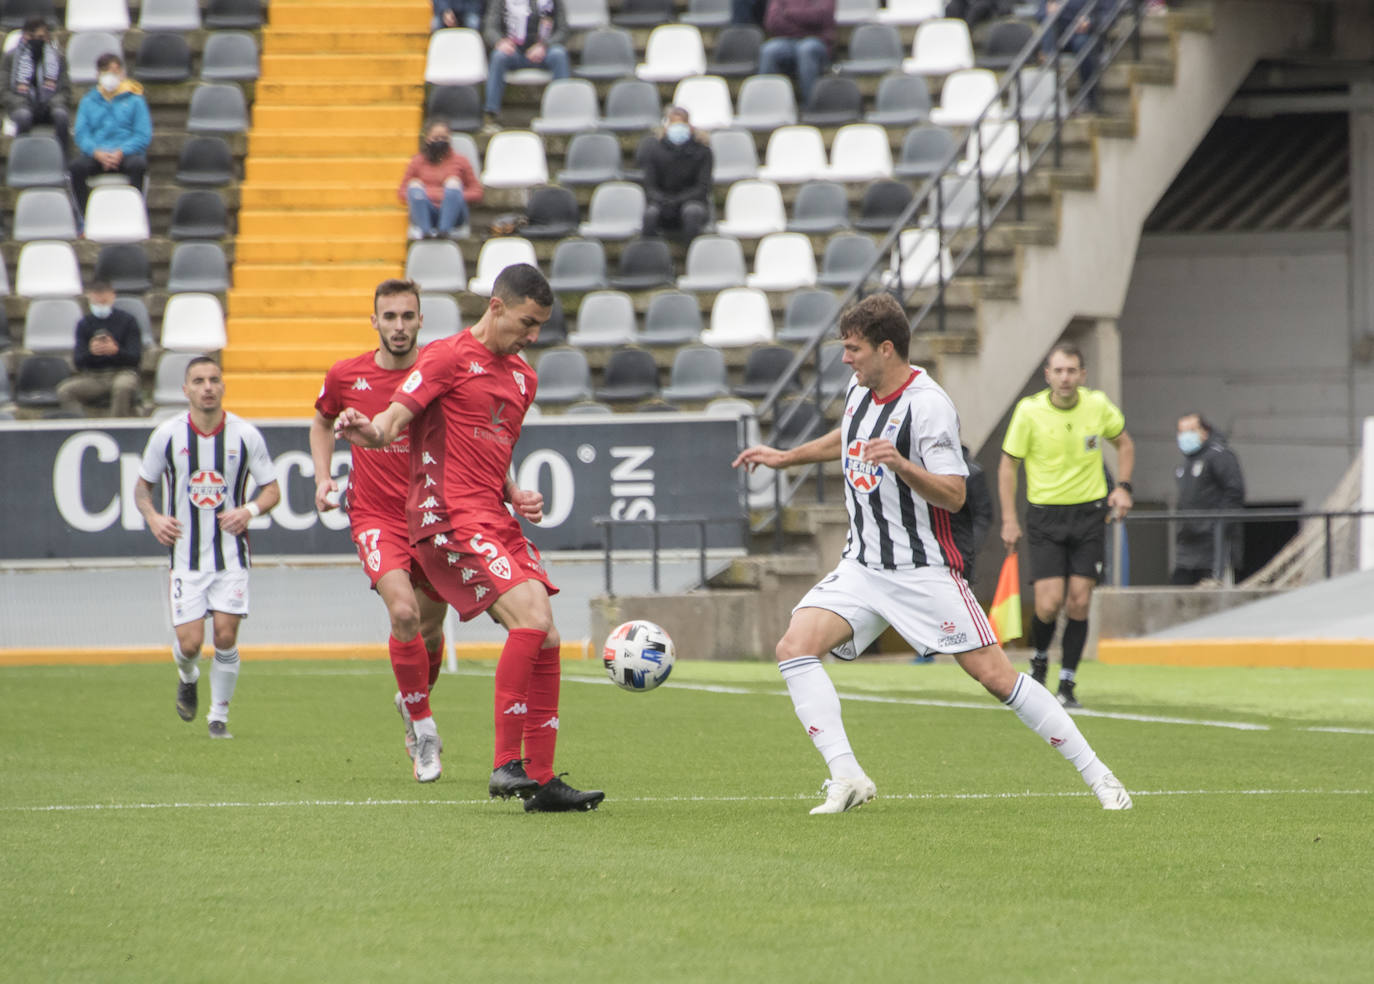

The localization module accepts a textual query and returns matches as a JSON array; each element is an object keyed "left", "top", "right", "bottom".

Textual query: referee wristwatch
[{"left": 1117, "top": 481, "right": 1133, "bottom": 494}]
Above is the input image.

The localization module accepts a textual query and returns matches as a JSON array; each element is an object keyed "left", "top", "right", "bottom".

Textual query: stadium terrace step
[
  {"left": 229, "top": 318, "right": 382, "bottom": 347},
  {"left": 252, "top": 105, "right": 424, "bottom": 131},
  {"left": 221, "top": 346, "right": 365, "bottom": 373},
  {"left": 254, "top": 82, "right": 427, "bottom": 106},
  {"left": 233, "top": 263, "right": 402, "bottom": 291},
  {"left": 259, "top": 54, "right": 426, "bottom": 80},
  {"left": 217, "top": 370, "right": 335, "bottom": 404},
  {"left": 228, "top": 290, "right": 386, "bottom": 318},
  {"left": 239, "top": 184, "right": 399, "bottom": 209},
  {"left": 220, "top": 398, "right": 323, "bottom": 419},
  {"left": 248, "top": 130, "right": 422, "bottom": 156},
  {"left": 234, "top": 239, "right": 403, "bottom": 264},
  {"left": 267, "top": 3, "right": 432, "bottom": 29},
  {"left": 262, "top": 30, "right": 429, "bottom": 55},
  {"left": 237, "top": 209, "right": 407, "bottom": 239},
  {"left": 245, "top": 158, "right": 408, "bottom": 185}
]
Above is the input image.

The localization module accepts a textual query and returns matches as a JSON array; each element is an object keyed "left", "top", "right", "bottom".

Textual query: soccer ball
[{"left": 603, "top": 620, "right": 675, "bottom": 692}]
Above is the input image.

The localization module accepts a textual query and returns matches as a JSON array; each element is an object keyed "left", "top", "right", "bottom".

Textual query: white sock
[
  {"left": 1005, "top": 672, "right": 1109, "bottom": 787},
  {"left": 172, "top": 638, "right": 199, "bottom": 684},
  {"left": 779, "top": 655, "right": 865, "bottom": 781},
  {"left": 412, "top": 715, "right": 438, "bottom": 739},
  {"left": 209, "top": 647, "right": 240, "bottom": 723},
  {"left": 1060, "top": 668, "right": 1077, "bottom": 683}
]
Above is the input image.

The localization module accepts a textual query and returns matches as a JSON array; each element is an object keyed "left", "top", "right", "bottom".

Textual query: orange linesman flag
[{"left": 989, "top": 553, "right": 1023, "bottom": 644}]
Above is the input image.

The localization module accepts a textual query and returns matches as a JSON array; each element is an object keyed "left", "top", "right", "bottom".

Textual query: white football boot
[
  {"left": 1092, "top": 773, "right": 1133, "bottom": 810},
  {"left": 413, "top": 733, "right": 443, "bottom": 784},
  {"left": 394, "top": 691, "right": 417, "bottom": 761},
  {"left": 810, "top": 775, "right": 878, "bottom": 814}
]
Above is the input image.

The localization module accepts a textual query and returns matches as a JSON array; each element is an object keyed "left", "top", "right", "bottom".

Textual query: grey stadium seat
[
  {"left": 733, "top": 344, "right": 798, "bottom": 399},
  {"left": 534, "top": 348, "right": 593, "bottom": 404},
  {"left": 894, "top": 125, "right": 957, "bottom": 179},
  {"left": 94, "top": 243, "right": 153, "bottom": 293},
  {"left": 661, "top": 344, "right": 729, "bottom": 403},
  {"left": 709, "top": 128, "right": 758, "bottom": 184},
  {"left": 778, "top": 287, "right": 841, "bottom": 343},
  {"left": 522, "top": 186, "right": 581, "bottom": 239},
  {"left": 800, "top": 76, "right": 863, "bottom": 127},
  {"left": 418, "top": 293, "right": 461, "bottom": 346},
  {"left": 637, "top": 290, "right": 703, "bottom": 345},
  {"left": 866, "top": 72, "right": 933, "bottom": 127},
  {"left": 427, "top": 85, "right": 482, "bottom": 132},
  {"left": 575, "top": 27, "right": 636, "bottom": 82},
  {"left": 568, "top": 290, "right": 637, "bottom": 347},
  {"left": 166, "top": 241, "right": 230, "bottom": 292},
  {"left": 609, "top": 238, "right": 674, "bottom": 291},
  {"left": 2, "top": 0, "right": 56, "bottom": 30},
  {"left": 200, "top": 30, "right": 260, "bottom": 81},
  {"left": 855, "top": 179, "right": 915, "bottom": 232},
  {"left": 531, "top": 78, "right": 600, "bottom": 135},
  {"left": 578, "top": 182, "right": 645, "bottom": 240},
  {"left": 594, "top": 347, "right": 660, "bottom": 403},
  {"left": 707, "top": 24, "right": 763, "bottom": 78},
  {"left": 169, "top": 190, "right": 229, "bottom": 240},
  {"left": 677, "top": 234, "right": 746, "bottom": 291},
  {"left": 599, "top": 79, "right": 660, "bottom": 132},
  {"left": 13, "top": 188, "right": 77, "bottom": 241},
  {"left": 818, "top": 233, "right": 881, "bottom": 288},
  {"left": 14, "top": 354, "right": 72, "bottom": 408},
  {"left": 24, "top": 298, "right": 84, "bottom": 353},
  {"left": 187, "top": 83, "right": 249, "bottom": 133},
  {"left": 788, "top": 180, "right": 850, "bottom": 234},
  {"left": 979, "top": 19, "right": 1036, "bottom": 72},
  {"left": 204, "top": 0, "right": 264, "bottom": 29},
  {"left": 66, "top": 31, "right": 122, "bottom": 86},
  {"left": 836, "top": 24, "right": 904, "bottom": 76},
  {"left": 114, "top": 296, "right": 155, "bottom": 349},
  {"left": 134, "top": 31, "right": 192, "bottom": 82},
  {"left": 139, "top": 0, "right": 201, "bottom": 30},
  {"left": 5, "top": 135, "right": 66, "bottom": 189},
  {"left": 548, "top": 238, "right": 608, "bottom": 293},
  {"left": 556, "top": 133, "right": 622, "bottom": 186},
  {"left": 405, "top": 239, "right": 467, "bottom": 293},
  {"left": 613, "top": 0, "right": 673, "bottom": 27},
  {"left": 733, "top": 75, "right": 797, "bottom": 132},
  {"left": 175, "top": 136, "right": 235, "bottom": 186}
]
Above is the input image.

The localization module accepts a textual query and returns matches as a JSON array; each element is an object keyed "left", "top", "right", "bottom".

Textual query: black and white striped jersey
[
  {"left": 838, "top": 367, "right": 972, "bottom": 573},
  {"left": 138, "top": 411, "right": 277, "bottom": 572}
]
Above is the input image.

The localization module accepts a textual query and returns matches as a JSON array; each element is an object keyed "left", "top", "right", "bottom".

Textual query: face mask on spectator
[
  {"left": 1177, "top": 430, "right": 1203, "bottom": 455},
  {"left": 424, "top": 139, "right": 450, "bottom": 162},
  {"left": 89, "top": 303, "right": 114, "bottom": 319},
  {"left": 98, "top": 72, "right": 121, "bottom": 93},
  {"left": 666, "top": 122, "right": 691, "bottom": 145}
]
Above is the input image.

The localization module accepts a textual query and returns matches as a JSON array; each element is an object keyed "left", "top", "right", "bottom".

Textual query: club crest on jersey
[
  {"left": 402, "top": 370, "right": 423, "bottom": 394},
  {"left": 487, "top": 556, "right": 512, "bottom": 580},
  {"left": 512, "top": 370, "right": 526, "bottom": 395},
  {"left": 187, "top": 469, "right": 228, "bottom": 509},
  {"left": 843, "top": 439, "right": 883, "bottom": 495}
]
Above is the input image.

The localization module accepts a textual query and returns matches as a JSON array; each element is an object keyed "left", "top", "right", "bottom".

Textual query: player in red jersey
[
  {"left": 335, "top": 264, "right": 604, "bottom": 812},
  {"left": 309, "top": 278, "right": 450, "bottom": 783}
]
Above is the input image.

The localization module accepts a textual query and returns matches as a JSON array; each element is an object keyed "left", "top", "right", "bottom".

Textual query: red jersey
[
  {"left": 392, "top": 329, "right": 537, "bottom": 544},
  {"left": 315, "top": 351, "right": 414, "bottom": 527}
]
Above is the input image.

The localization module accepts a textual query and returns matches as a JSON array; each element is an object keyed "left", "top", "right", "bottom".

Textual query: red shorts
[
  {"left": 413, "top": 515, "right": 558, "bottom": 621},
  {"left": 350, "top": 519, "right": 441, "bottom": 602}
]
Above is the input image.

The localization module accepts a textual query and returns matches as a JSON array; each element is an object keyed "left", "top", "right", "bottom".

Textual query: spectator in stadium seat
[
  {"left": 1038, "top": 0, "right": 1102, "bottom": 111},
  {"left": 1172, "top": 412, "right": 1245, "bottom": 585},
  {"left": 945, "top": 0, "right": 1013, "bottom": 30},
  {"left": 2, "top": 17, "right": 72, "bottom": 154},
  {"left": 398, "top": 119, "right": 484, "bottom": 240},
  {"left": 56, "top": 281, "right": 143, "bottom": 418},
  {"left": 639, "top": 107, "right": 713, "bottom": 242},
  {"left": 481, "top": 0, "right": 571, "bottom": 132},
  {"left": 756, "top": 0, "right": 835, "bottom": 108},
  {"left": 70, "top": 53, "right": 151, "bottom": 216},
  {"left": 433, "top": 0, "right": 486, "bottom": 30},
  {"left": 731, "top": 0, "right": 764, "bottom": 24}
]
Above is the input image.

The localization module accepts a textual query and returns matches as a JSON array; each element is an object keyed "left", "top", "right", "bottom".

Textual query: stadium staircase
[{"left": 224, "top": 0, "right": 428, "bottom": 418}]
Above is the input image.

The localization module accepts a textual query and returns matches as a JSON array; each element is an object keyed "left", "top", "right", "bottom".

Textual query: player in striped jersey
[
  {"left": 733, "top": 295, "right": 1132, "bottom": 814},
  {"left": 134, "top": 356, "right": 280, "bottom": 739}
]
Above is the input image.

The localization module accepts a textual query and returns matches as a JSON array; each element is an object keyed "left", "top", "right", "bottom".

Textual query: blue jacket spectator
[{"left": 70, "top": 53, "right": 151, "bottom": 214}]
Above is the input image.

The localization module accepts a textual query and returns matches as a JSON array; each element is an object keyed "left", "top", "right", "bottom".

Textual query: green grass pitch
[{"left": 2, "top": 657, "right": 1371, "bottom": 983}]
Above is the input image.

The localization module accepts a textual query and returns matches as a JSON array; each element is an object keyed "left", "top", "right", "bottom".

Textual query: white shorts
[
  {"left": 794, "top": 558, "right": 996, "bottom": 659},
  {"left": 169, "top": 570, "right": 250, "bottom": 626}
]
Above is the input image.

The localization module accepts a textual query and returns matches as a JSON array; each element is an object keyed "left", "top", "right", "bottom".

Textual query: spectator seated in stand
[
  {"left": 55, "top": 280, "right": 143, "bottom": 417},
  {"left": 70, "top": 52, "right": 151, "bottom": 217},
  {"left": 639, "top": 106, "right": 713, "bottom": 242},
  {"left": 757, "top": 0, "right": 836, "bottom": 109},
  {"left": 2, "top": 17, "right": 72, "bottom": 154},
  {"left": 434, "top": 0, "right": 486, "bottom": 30},
  {"left": 482, "top": 0, "right": 572, "bottom": 131},
  {"left": 399, "top": 118, "right": 484, "bottom": 239}
]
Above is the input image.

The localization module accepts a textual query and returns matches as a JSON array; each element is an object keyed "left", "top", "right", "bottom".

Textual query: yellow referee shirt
[{"left": 1002, "top": 387, "right": 1125, "bottom": 505}]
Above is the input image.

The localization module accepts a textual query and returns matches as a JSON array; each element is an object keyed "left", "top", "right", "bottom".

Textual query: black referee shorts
[{"left": 1025, "top": 499, "right": 1109, "bottom": 583}]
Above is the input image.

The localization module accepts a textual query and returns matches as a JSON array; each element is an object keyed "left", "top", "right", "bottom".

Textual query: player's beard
[{"left": 383, "top": 335, "right": 417, "bottom": 357}]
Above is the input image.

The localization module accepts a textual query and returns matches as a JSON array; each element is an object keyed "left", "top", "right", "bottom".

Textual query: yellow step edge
[{"left": 259, "top": 55, "right": 426, "bottom": 79}]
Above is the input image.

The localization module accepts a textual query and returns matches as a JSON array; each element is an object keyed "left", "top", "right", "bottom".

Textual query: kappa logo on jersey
[
  {"left": 418, "top": 495, "right": 438, "bottom": 508},
  {"left": 460, "top": 567, "right": 476, "bottom": 583},
  {"left": 469, "top": 361, "right": 486, "bottom": 375},
  {"left": 432, "top": 533, "right": 448, "bottom": 546},
  {"left": 843, "top": 439, "right": 883, "bottom": 494},
  {"left": 540, "top": 716, "right": 559, "bottom": 730},
  {"left": 352, "top": 377, "right": 372, "bottom": 391},
  {"left": 402, "top": 369, "right": 423, "bottom": 394},
  {"left": 420, "top": 511, "right": 440, "bottom": 526},
  {"left": 447, "top": 552, "right": 461, "bottom": 566},
  {"left": 512, "top": 370, "right": 526, "bottom": 395},
  {"left": 487, "top": 556, "right": 512, "bottom": 580},
  {"left": 187, "top": 469, "right": 228, "bottom": 509},
  {"left": 424, "top": 474, "right": 438, "bottom": 487},
  {"left": 503, "top": 702, "right": 527, "bottom": 715},
  {"left": 474, "top": 585, "right": 489, "bottom": 601},
  {"left": 422, "top": 451, "right": 437, "bottom": 465}
]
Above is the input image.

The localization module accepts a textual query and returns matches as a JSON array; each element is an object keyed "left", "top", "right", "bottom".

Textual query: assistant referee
[{"left": 998, "top": 343, "right": 1134, "bottom": 709}]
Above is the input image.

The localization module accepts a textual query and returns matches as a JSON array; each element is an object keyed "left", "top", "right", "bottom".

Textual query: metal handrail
[
  {"left": 750, "top": 0, "right": 1148, "bottom": 541},
  {"left": 593, "top": 514, "right": 747, "bottom": 596}
]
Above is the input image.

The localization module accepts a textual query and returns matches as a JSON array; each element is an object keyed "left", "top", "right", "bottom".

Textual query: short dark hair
[
  {"left": 423, "top": 118, "right": 450, "bottom": 134},
  {"left": 1179, "top": 411, "right": 1212, "bottom": 434},
  {"left": 184, "top": 355, "right": 221, "bottom": 380},
  {"left": 1046, "top": 342, "right": 1084, "bottom": 368},
  {"left": 87, "top": 280, "right": 114, "bottom": 294},
  {"left": 96, "top": 52, "right": 123, "bottom": 72},
  {"left": 23, "top": 17, "right": 49, "bottom": 34},
  {"left": 373, "top": 278, "right": 421, "bottom": 313},
  {"left": 838, "top": 293, "right": 910, "bottom": 360},
  {"left": 492, "top": 263, "right": 553, "bottom": 309}
]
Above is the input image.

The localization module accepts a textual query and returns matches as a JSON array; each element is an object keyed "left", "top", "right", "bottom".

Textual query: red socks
[
  {"left": 389, "top": 634, "right": 431, "bottom": 721},
  {"left": 426, "top": 636, "right": 444, "bottom": 689},
  {"left": 493, "top": 628, "right": 545, "bottom": 768},
  {"left": 522, "top": 644, "right": 562, "bottom": 784}
]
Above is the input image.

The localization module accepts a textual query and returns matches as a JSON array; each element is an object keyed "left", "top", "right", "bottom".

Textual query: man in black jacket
[
  {"left": 1, "top": 17, "right": 72, "bottom": 153},
  {"left": 56, "top": 281, "right": 143, "bottom": 417},
  {"left": 1172, "top": 412, "right": 1245, "bottom": 584},
  {"left": 639, "top": 107, "right": 713, "bottom": 242}
]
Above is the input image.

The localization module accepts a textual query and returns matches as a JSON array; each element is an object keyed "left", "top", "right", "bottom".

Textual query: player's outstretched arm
[
  {"left": 309, "top": 411, "right": 340, "bottom": 512},
  {"left": 733, "top": 427, "right": 842, "bottom": 472},
  {"left": 134, "top": 477, "right": 182, "bottom": 546},
  {"left": 335, "top": 401, "right": 414, "bottom": 449}
]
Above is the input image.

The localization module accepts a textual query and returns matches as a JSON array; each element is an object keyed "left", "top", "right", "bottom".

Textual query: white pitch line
[{"left": 3, "top": 788, "right": 1368, "bottom": 814}]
